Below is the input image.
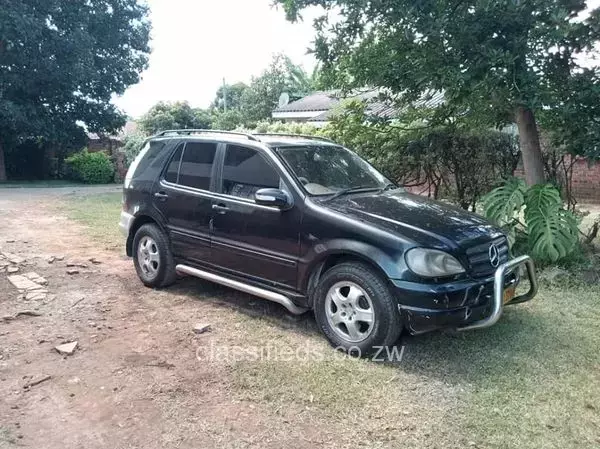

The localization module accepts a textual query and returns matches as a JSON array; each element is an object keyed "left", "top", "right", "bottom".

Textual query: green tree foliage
[
  {"left": 239, "top": 54, "right": 318, "bottom": 124},
  {"left": 483, "top": 180, "right": 579, "bottom": 262},
  {"left": 0, "top": 0, "right": 151, "bottom": 181},
  {"left": 211, "top": 82, "right": 249, "bottom": 112},
  {"left": 139, "top": 101, "right": 212, "bottom": 135},
  {"left": 122, "top": 133, "right": 147, "bottom": 167},
  {"left": 276, "top": 0, "right": 600, "bottom": 186},
  {"left": 323, "top": 101, "right": 519, "bottom": 210},
  {"left": 65, "top": 149, "right": 115, "bottom": 184},
  {"left": 212, "top": 110, "right": 244, "bottom": 131}
]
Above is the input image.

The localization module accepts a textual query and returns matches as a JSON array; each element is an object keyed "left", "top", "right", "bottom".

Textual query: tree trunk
[
  {"left": 0, "top": 141, "right": 6, "bottom": 182},
  {"left": 515, "top": 106, "right": 545, "bottom": 186}
]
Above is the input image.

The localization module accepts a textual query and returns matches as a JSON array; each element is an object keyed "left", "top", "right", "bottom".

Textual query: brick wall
[
  {"left": 404, "top": 156, "right": 600, "bottom": 204},
  {"left": 514, "top": 156, "right": 600, "bottom": 204}
]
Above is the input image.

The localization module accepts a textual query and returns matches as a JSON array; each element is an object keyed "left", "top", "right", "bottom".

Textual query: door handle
[
  {"left": 212, "top": 203, "right": 229, "bottom": 214},
  {"left": 154, "top": 191, "right": 169, "bottom": 200}
]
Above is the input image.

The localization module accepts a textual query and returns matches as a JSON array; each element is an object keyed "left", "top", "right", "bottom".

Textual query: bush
[
  {"left": 65, "top": 149, "right": 115, "bottom": 184},
  {"left": 322, "top": 101, "right": 520, "bottom": 210},
  {"left": 122, "top": 133, "right": 147, "bottom": 167}
]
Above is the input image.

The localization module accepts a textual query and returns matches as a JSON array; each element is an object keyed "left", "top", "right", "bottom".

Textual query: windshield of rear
[{"left": 276, "top": 145, "right": 390, "bottom": 196}]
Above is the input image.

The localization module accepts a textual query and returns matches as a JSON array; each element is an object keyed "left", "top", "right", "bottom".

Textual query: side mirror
[{"left": 254, "top": 188, "right": 292, "bottom": 210}]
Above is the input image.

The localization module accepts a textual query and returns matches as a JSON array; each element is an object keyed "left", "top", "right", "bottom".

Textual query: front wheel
[
  {"left": 314, "top": 262, "right": 403, "bottom": 356},
  {"left": 132, "top": 223, "right": 176, "bottom": 288}
]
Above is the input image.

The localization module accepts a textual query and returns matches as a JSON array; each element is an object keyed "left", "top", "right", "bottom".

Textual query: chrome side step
[{"left": 175, "top": 264, "right": 309, "bottom": 315}]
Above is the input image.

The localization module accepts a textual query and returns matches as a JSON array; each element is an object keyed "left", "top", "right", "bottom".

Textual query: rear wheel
[
  {"left": 314, "top": 262, "right": 403, "bottom": 356},
  {"left": 132, "top": 224, "right": 176, "bottom": 288}
]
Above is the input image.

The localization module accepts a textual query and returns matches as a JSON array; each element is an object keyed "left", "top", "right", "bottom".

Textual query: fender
[
  {"left": 297, "top": 238, "right": 403, "bottom": 294},
  {"left": 125, "top": 205, "right": 169, "bottom": 256}
]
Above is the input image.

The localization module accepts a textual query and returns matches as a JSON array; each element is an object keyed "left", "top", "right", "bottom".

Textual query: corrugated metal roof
[
  {"left": 277, "top": 89, "right": 444, "bottom": 120},
  {"left": 273, "top": 91, "right": 341, "bottom": 113}
]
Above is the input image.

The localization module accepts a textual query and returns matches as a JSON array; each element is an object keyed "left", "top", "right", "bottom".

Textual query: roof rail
[
  {"left": 252, "top": 133, "right": 335, "bottom": 144},
  {"left": 155, "top": 129, "right": 259, "bottom": 141}
]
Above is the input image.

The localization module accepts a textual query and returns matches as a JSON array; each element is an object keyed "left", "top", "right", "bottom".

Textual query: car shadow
[
  {"left": 167, "top": 276, "right": 319, "bottom": 333},
  {"left": 168, "top": 278, "right": 571, "bottom": 385}
]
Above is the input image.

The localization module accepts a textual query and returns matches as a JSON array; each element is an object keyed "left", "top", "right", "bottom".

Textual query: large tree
[
  {"left": 211, "top": 82, "right": 249, "bottom": 112},
  {"left": 0, "top": 0, "right": 151, "bottom": 180},
  {"left": 239, "top": 54, "right": 318, "bottom": 123},
  {"left": 277, "top": 0, "right": 600, "bottom": 185},
  {"left": 139, "top": 101, "right": 212, "bottom": 135}
]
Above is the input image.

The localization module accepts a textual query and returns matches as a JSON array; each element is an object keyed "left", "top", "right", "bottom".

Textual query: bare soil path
[
  {"left": 0, "top": 188, "right": 338, "bottom": 449},
  {"left": 1, "top": 187, "right": 459, "bottom": 449}
]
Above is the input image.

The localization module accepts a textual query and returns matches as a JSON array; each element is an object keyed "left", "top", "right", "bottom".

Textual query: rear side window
[
  {"left": 222, "top": 145, "right": 280, "bottom": 199},
  {"left": 125, "top": 139, "right": 167, "bottom": 186},
  {"left": 164, "top": 143, "right": 184, "bottom": 184},
  {"left": 178, "top": 142, "right": 217, "bottom": 190}
]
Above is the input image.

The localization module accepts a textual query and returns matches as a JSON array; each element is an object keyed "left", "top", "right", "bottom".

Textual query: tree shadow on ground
[{"left": 167, "top": 277, "right": 595, "bottom": 387}]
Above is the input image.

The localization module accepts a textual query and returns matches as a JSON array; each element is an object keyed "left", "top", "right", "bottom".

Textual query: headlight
[{"left": 405, "top": 248, "right": 465, "bottom": 277}]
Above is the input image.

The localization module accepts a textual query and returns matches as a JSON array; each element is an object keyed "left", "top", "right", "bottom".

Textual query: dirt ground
[
  {"left": 0, "top": 188, "right": 329, "bottom": 448},
  {"left": 1, "top": 187, "right": 460, "bottom": 449},
  {"left": 3, "top": 188, "right": 598, "bottom": 449}
]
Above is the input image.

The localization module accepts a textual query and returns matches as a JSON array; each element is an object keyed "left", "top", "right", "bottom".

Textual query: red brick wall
[
  {"left": 404, "top": 156, "right": 600, "bottom": 204},
  {"left": 514, "top": 156, "right": 600, "bottom": 204}
]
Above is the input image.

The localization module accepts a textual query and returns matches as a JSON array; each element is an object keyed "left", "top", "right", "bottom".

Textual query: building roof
[
  {"left": 273, "top": 91, "right": 340, "bottom": 113},
  {"left": 273, "top": 90, "right": 444, "bottom": 121},
  {"left": 87, "top": 120, "right": 139, "bottom": 141}
]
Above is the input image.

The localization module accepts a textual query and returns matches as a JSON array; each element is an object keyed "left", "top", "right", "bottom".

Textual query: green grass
[
  {"left": 228, "top": 285, "right": 600, "bottom": 448},
  {"left": 63, "top": 192, "right": 600, "bottom": 448},
  {"left": 60, "top": 192, "right": 123, "bottom": 250}
]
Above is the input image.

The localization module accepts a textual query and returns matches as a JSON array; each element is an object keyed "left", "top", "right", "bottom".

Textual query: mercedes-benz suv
[{"left": 120, "top": 129, "right": 537, "bottom": 355}]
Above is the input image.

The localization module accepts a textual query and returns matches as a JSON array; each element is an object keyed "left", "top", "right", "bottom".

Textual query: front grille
[{"left": 466, "top": 237, "right": 509, "bottom": 278}]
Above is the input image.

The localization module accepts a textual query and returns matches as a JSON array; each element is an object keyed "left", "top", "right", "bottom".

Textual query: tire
[
  {"left": 314, "top": 262, "right": 403, "bottom": 356},
  {"left": 132, "top": 223, "right": 177, "bottom": 288}
]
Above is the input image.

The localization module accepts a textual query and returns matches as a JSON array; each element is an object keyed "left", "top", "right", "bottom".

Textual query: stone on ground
[
  {"left": 7, "top": 275, "right": 42, "bottom": 291},
  {"left": 193, "top": 323, "right": 212, "bottom": 334},
  {"left": 22, "top": 272, "right": 48, "bottom": 285},
  {"left": 55, "top": 341, "right": 78, "bottom": 356}
]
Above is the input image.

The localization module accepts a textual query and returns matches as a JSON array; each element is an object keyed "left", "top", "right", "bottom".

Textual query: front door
[
  {"left": 210, "top": 144, "right": 301, "bottom": 289},
  {"left": 153, "top": 140, "right": 220, "bottom": 264}
]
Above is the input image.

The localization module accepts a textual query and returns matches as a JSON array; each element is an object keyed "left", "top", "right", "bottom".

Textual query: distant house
[
  {"left": 272, "top": 90, "right": 445, "bottom": 127},
  {"left": 86, "top": 120, "right": 139, "bottom": 153}
]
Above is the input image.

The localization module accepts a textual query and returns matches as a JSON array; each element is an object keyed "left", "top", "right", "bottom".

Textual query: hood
[{"left": 319, "top": 190, "right": 503, "bottom": 249}]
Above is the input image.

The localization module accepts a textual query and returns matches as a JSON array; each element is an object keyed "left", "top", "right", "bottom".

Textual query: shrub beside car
[{"left": 66, "top": 149, "right": 115, "bottom": 184}]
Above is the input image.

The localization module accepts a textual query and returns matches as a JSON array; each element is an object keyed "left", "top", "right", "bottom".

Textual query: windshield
[{"left": 276, "top": 145, "right": 391, "bottom": 196}]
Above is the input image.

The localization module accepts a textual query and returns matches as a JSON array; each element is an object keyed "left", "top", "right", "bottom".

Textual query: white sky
[
  {"left": 113, "top": 0, "right": 321, "bottom": 118},
  {"left": 114, "top": 0, "right": 600, "bottom": 118}
]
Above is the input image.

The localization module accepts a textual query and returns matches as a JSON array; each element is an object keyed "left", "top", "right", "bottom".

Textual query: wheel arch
[
  {"left": 302, "top": 244, "right": 398, "bottom": 308},
  {"left": 126, "top": 214, "right": 168, "bottom": 256}
]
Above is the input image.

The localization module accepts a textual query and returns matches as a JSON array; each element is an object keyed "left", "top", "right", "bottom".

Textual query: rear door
[
  {"left": 152, "top": 139, "right": 221, "bottom": 264},
  {"left": 209, "top": 143, "right": 301, "bottom": 289}
]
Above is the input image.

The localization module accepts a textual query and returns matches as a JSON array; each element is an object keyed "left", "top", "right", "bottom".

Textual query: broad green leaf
[
  {"left": 524, "top": 184, "right": 578, "bottom": 262},
  {"left": 482, "top": 178, "right": 527, "bottom": 226}
]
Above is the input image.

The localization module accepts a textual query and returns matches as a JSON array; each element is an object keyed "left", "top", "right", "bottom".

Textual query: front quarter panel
[{"left": 297, "top": 200, "right": 417, "bottom": 292}]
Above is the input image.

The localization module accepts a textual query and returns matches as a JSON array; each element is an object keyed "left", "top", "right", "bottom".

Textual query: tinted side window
[
  {"left": 127, "top": 140, "right": 167, "bottom": 181},
  {"left": 164, "top": 143, "right": 184, "bottom": 183},
  {"left": 178, "top": 142, "right": 217, "bottom": 190},
  {"left": 223, "top": 145, "right": 280, "bottom": 199}
]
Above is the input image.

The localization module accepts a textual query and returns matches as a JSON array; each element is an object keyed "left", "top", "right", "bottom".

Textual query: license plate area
[{"left": 503, "top": 285, "right": 516, "bottom": 304}]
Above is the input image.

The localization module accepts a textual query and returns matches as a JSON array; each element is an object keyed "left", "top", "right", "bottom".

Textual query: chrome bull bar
[{"left": 458, "top": 255, "right": 538, "bottom": 331}]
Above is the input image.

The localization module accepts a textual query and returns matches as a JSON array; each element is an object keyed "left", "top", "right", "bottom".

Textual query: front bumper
[{"left": 394, "top": 255, "right": 538, "bottom": 334}]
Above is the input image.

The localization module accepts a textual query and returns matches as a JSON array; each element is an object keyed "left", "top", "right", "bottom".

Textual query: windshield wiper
[{"left": 323, "top": 185, "right": 379, "bottom": 202}]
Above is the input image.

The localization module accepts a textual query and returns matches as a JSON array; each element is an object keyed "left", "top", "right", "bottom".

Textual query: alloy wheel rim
[
  {"left": 138, "top": 236, "right": 160, "bottom": 278},
  {"left": 325, "top": 281, "right": 375, "bottom": 343}
]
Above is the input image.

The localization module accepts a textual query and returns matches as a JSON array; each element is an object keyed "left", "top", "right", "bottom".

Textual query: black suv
[{"left": 120, "top": 130, "right": 537, "bottom": 354}]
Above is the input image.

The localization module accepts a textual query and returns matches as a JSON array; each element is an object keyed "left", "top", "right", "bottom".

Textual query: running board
[{"left": 175, "top": 264, "right": 309, "bottom": 315}]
